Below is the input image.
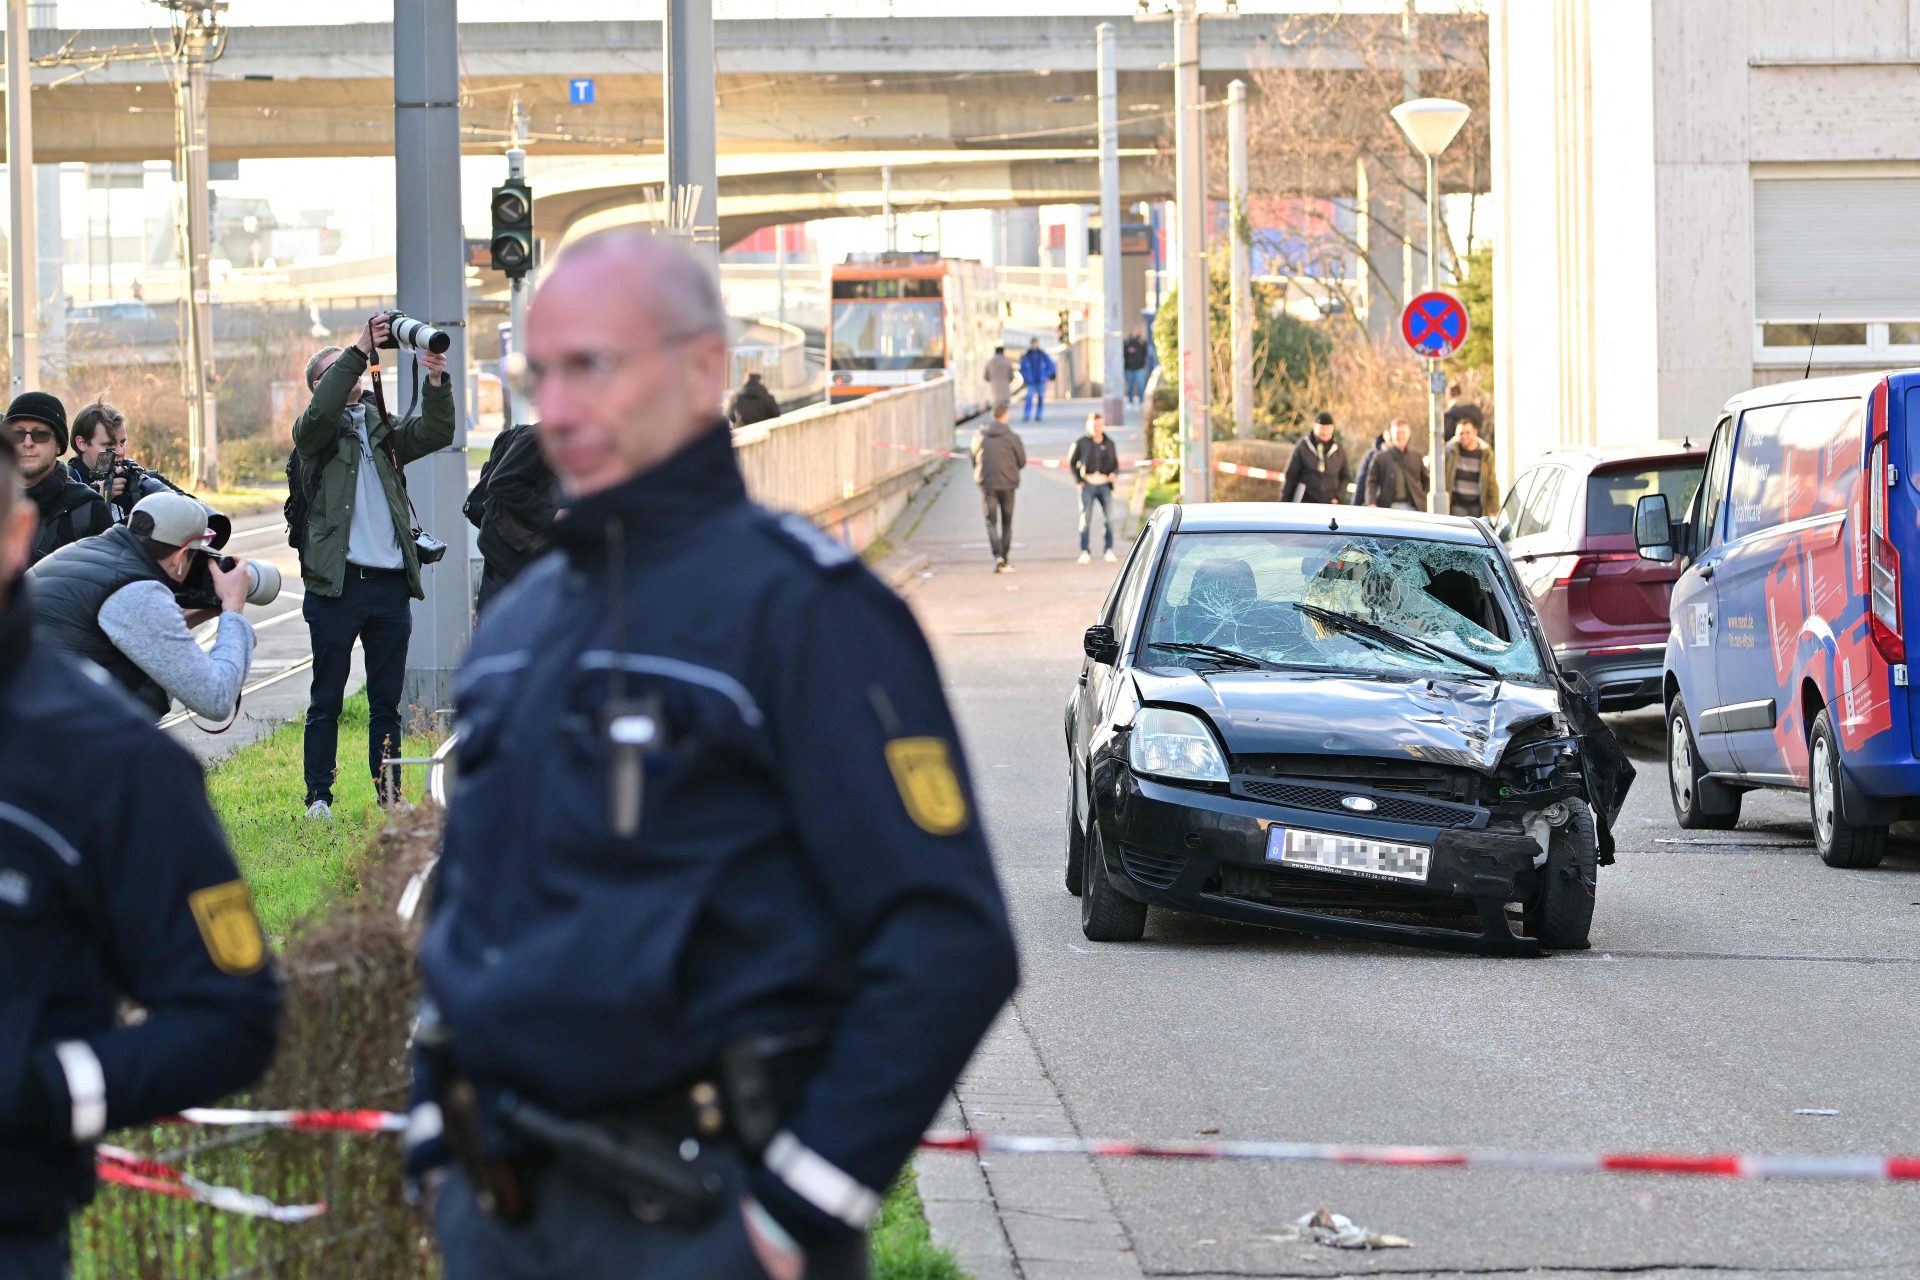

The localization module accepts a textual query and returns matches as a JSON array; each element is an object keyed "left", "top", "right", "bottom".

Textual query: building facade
[{"left": 1490, "top": 0, "right": 1920, "bottom": 479}]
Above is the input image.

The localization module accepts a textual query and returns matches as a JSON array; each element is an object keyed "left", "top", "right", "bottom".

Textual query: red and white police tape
[
  {"left": 97, "top": 1144, "right": 326, "bottom": 1223},
  {"left": 165, "top": 1108, "right": 1920, "bottom": 1186},
  {"left": 874, "top": 439, "right": 1290, "bottom": 484}
]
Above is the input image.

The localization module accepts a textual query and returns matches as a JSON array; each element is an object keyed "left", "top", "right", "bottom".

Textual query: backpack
[
  {"left": 284, "top": 448, "right": 310, "bottom": 551},
  {"left": 465, "top": 425, "right": 523, "bottom": 530}
]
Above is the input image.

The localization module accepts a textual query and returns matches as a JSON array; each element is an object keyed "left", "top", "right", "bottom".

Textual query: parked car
[
  {"left": 1499, "top": 444, "right": 1705, "bottom": 711},
  {"left": 1064, "top": 503, "right": 1635, "bottom": 954},
  {"left": 1636, "top": 370, "right": 1920, "bottom": 868}
]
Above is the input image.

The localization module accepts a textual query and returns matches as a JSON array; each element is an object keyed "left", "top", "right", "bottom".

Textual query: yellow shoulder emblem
[
  {"left": 188, "top": 880, "right": 267, "bottom": 975},
  {"left": 885, "top": 737, "right": 970, "bottom": 836}
]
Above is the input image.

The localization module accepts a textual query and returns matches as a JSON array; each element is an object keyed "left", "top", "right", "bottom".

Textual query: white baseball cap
[{"left": 129, "top": 492, "right": 217, "bottom": 550}]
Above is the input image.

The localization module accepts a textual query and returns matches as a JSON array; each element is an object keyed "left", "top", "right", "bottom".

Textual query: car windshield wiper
[
  {"left": 1146, "top": 640, "right": 1272, "bottom": 670},
  {"left": 1288, "top": 602, "right": 1502, "bottom": 679}
]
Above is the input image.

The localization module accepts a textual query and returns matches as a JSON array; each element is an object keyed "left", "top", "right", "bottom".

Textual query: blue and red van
[{"left": 1635, "top": 370, "right": 1920, "bottom": 867}]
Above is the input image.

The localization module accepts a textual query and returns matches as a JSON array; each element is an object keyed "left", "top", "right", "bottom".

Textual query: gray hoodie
[{"left": 971, "top": 420, "right": 1028, "bottom": 491}]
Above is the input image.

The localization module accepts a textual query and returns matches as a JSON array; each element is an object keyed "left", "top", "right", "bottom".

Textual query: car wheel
[
  {"left": 1528, "top": 798, "right": 1597, "bottom": 950},
  {"left": 1080, "top": 821, "right": 1147, "bottom": 943},
  {"left": 1810, "top": 709, "right": 1886, "bottom": 869},
  {"left": 1064, "top": 765, "right": 1086, "bottom": 897},
  {"left": 1668, "top": 694, "right": 1739, "bottom": 829}
]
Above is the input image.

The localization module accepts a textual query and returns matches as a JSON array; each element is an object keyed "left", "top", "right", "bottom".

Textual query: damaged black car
[{"left": 1064, "top": 504, "right": 1634, "bottom": 955}]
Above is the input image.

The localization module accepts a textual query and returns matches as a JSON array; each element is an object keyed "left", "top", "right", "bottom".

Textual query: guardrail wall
[{"left": 733, "top": 375, "right": 956, "bottom": 552}]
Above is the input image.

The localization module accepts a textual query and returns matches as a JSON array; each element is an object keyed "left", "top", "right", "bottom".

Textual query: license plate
[{"left": 1265, "top": 825, "right": 1430, "bottom": 884}]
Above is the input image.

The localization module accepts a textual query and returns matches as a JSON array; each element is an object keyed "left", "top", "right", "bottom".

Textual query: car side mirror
[
  {"left": 1634, "top": 493, "right": 1675, "bottom": 563},
  {"left": 1084, "top": 624, "right": 1120, "bottom": 665}
]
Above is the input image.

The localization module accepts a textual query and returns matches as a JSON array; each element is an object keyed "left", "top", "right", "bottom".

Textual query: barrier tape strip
[
  {"left": 97, "top": 1145, "right": 327, "bottom": 1223},
  {"left": 170, "top": 1110, "right": 1920, "bottom": 1185},
  {"left": 871, "top": 440, "right": 1171, "bottom": 470}
]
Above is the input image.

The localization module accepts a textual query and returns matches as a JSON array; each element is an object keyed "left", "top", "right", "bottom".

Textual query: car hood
[{"left": 1128, "top": 666, "right": 1563, "bottom": 775}]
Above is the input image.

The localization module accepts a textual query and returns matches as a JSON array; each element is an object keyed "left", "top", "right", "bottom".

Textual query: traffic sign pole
[{"left": 1399, "top": 288, "right": 1470, "bottom": 516}]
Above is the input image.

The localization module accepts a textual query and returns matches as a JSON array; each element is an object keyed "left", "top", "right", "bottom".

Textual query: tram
[{"left": 827, "top": 254, "right": 1000, "bottom": 419}]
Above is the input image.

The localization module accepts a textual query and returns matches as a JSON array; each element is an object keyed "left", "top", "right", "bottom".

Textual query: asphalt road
[{"left": 904, "top": 402, "right": 1920, "bottom": 1279}]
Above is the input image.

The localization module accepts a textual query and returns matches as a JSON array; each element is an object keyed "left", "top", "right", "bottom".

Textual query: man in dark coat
[
  {"left": 475, "top": 423, "right": 559, "bottom": 613},
  {"left": 9, "top": 393, "right": 110, "bottom": 565},
  {"left": 728, "top": 372, "right": 781, "bottom": 428},
  {"left": 1280, "top": 412, "right": 1353, "bottom": 504},
  {"left": 971, "top": 406, "right": 1027, "bottom": 573},
  {"left": 1364, "top": 419, "right": 1429, "bottom": 510}
]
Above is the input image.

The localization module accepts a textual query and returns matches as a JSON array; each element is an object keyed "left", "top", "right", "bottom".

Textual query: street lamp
[{"left": 1389, "top": 96, "right": 1470, "bottom": 515}]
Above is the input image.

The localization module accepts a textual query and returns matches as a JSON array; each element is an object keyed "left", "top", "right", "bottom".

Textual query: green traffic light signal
[{"left": 490, "top": 178, "right": 533, "bottom": 277}]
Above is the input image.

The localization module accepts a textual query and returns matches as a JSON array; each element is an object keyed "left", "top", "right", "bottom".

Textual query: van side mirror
[
  {"left": 1634, "top": 493, "right": 1675, "bottom": 563},
  {"left": 1084, "top": 624, "right": 1120, "bottom": 665}
]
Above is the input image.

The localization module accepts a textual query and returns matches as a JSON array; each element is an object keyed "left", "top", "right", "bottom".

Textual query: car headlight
[{"left": 1128, "top": 707, "right": 1229, "bottom": 783}]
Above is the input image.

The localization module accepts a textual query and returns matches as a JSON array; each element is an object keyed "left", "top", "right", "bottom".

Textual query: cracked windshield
[{"left": 1143, "top": 532, "right": 1546, "bottom": 682}]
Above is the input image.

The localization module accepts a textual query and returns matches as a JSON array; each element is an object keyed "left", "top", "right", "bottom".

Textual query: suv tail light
[
  {"left": 1863, "top": 435, "right": 1904, "bottom": 662},
  {"left": 1552, "top": 552, "right": 1638, "bottom": 587}
]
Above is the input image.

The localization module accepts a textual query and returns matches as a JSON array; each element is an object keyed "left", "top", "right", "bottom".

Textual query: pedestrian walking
[
  {"left": 1352, "top": 430, "right": 1386, "bottom": 508},
  {"left": 728, "top": 372, "right": 781, "bottom": 428},
  {"left": 972, "top": 405, "right": 1027, "bottom": 573},
  {"left": 983, "top": 346, "right": 1014, "bottom": 415},
  {"left": 1069, "top": 412, "right": 1120, "bottom": 564},
  {"left": 1443, "top": 384, "right": 1485, "bottom": 444},
  {"left": 1122, "top": 329, "right": 1149, "bottom": 405},
  {"left": 0, "top": 431, "right": 280, "bottom": 1280},
  {"left": 1443, "top": 418, "right": 1499, "bottom": 518},
  {"left": 1018, "top": 338, "right": 1055, "bottom": 422},
  {"left": 473, "top": 423, "right": 558, "bottom": 614},
  {"left": 1280, "top": 412, "right": 1353, "bottom": 505},
  {"left": 9, "top": 394, "right": 110, "bottom": 566},
  {"left": 1363, "top": 419, "right": 1429, "bottom": 510},
  {"left": 410, "top": 228, "right": 1017, "bottom": 1280},
  {"left": 292, "top": 313, "right": 455, "bottom": 819}
]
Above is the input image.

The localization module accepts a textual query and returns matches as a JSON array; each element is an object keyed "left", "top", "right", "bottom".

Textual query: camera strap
[{"left": 366, "top": 344, "right": 429, "bottom": 538}]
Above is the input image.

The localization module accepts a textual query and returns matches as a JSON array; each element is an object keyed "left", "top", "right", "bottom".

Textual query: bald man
[{"left": 412, "top": 230, "right": 1018, "bottom": 1280}]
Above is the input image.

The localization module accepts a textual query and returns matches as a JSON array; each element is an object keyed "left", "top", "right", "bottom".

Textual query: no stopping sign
[{"left": 1401, "top": 291, "right": 1469, "bottom": 360}]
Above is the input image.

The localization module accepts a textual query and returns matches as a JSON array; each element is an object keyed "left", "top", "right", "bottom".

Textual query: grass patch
[
  {"left": 207, "top": 691, "right": 437, "bottom": 937},
  {"left": 198, "top": 485, "right": 283, "bottom": 513},
  {"left": 1145, "top": 476, "right": 1180, "bottom": 510},
  {"left": 871, "top": 1168, "right": 968, "bottom": 1280}
]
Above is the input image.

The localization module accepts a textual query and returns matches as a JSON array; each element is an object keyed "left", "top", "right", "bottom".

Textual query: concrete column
[
  {"left": 1173, "top": 0, "right": 1211, "bottom": 501},
  {"left": 1228, "top": 79, "right": 1251, "bottom": 439},
  {"left": 395, "top": 0, "right": 471, "bottom": 716},
  {"left": 29, "top": 0, "right": 55, "bottom": 374},
  {"left": 665, "top": 0, "right": 719, "bottom": 273},
  {"left": 1356, "top": 155, "right": 1407, "bottom": 345},
  {"left": 177, "top": 47, "right": 217, "bottom": 488},
  {"left": 6, "top": 0, "right": 36, "bottom": 396},
  {"left": 1097, "top": 23, "right": 1124, "bottom": 426}
]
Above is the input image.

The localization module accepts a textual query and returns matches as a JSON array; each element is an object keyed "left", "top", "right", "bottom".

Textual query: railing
[{"left": 733, "top": 376, "right": 955, "bottom": 532}]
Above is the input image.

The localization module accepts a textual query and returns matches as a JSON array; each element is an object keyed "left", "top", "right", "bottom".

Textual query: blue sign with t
[{"left": 569, "top": 78, "right": 595, "bottom": 105}]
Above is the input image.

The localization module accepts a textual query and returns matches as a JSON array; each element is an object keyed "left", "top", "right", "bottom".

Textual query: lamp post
[{"left": 1388, "top": 96, "right": 1469, "bottom": 515}]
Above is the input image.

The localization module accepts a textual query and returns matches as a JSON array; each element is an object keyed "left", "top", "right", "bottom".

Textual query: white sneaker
[
  {"left": 1002, "top": 561, "right": 1017, "bottom": 573},
  {"left": 1077, "top": 551, "right": 1092, "bottom": 565},
  {"left": 305, "top": 800, "right": 332, "bottom": 822},
  {"left": 1104, "top": 549, "right": 1118, "bottom": 563}
]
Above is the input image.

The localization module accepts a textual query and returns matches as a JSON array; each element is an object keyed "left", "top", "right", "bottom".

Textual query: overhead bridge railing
[{"left": 732, "top": 376, "right": 957, "bottom": 552}]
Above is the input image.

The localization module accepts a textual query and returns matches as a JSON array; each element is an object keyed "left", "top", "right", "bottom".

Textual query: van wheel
[
  {"left": 1668, "top": 695, "right": 1740, "bottom": 829},
  {"left": 1527, "top": 799, "right": 1597, "bottom": 950},
  {"left": 1064, "top": 766, "right": 1086, "bottom": 896},
  {"left": 1811, "top": 709, "right": 1886, "bottom": 869},
  {"left": 1081, "top": 823, "right": 1148, "bottom": 942}
]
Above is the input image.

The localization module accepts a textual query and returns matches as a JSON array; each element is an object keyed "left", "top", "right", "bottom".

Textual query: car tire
[
  {"left": 1810, "top": 708, "right": 1887, "bottom": 869},
  {"left": 1668, "top": 695, "right": 1740, "bottom": 830},
  {"left": 1529, "top": 798, "right": 1597, "bottom": 950},
  {"left": 1064, "top": 766, "right": 1086, "bottom": 897},
  {"left": 1080, "top": 822, "right": 1147, "bottom": 943}
]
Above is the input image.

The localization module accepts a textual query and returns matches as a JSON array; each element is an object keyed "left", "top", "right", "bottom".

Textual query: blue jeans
[
  {"left": 1124, "top": 368, "right": 1146, "bottom": 402},
  {"left": 1023, "top": 385, "right": 1046, "bottom": 420},
  {"left": 1078, "top": 483, "right": 1115, "bottom": 553},
  {"left": 303, "top": 568, "right": 413, "bottom": 805}
]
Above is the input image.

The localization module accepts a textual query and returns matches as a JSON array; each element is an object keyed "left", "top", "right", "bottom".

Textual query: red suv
[{"left": 1498, "top": 445, "right": 1705, "bottom": 711}]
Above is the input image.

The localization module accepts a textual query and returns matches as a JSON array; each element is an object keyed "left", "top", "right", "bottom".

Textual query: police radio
[{"left": 600, "top": 515, "right": 664, "bottom": 839}]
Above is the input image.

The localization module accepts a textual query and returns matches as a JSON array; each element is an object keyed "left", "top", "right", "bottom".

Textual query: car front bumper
[{"left": 1093, "top": 765, "right": 1547, "bottom": 956}]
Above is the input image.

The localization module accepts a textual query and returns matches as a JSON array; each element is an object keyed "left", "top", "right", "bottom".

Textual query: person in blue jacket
[
  {"left": 411, "top": 228, "right": 1018, "bottom": 1280},
  {"left": 0, "top": 431, "right": 280, "bottom": 1279},
  {"left": 1018, "top": 337, "right": 1056, "bottom": 422}
]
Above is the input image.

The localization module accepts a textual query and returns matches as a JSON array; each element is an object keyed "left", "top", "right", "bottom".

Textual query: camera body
[
  {"left": 377, "top": 310, "right": 452, "bottom": 356},
  {"left": 174, "top": 552, "right": 282, "bottom": 613}
]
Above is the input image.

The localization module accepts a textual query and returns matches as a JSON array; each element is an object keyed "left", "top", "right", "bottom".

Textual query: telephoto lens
[
  {"left": 222, "top": 556, "right": 283, "bottom": 607},
  {"left": 383, "top": 311, "right": 452, "bottom": 355}
]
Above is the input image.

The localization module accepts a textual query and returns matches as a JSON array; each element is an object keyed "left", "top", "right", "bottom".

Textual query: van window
[
  {"left": 1727, "top": 398, "right": 1861, "bottom": 540},
  {"left": 1694, "top": 418, "right": 1733, "bottom": 552},
  {"left": 1586, "top": 463, "right": 1705, "bottom": 536}
]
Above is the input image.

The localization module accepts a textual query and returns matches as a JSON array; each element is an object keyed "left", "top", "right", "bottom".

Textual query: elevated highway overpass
[{"left": 1, "top": 14, "right": 1476, "bottom": 163}]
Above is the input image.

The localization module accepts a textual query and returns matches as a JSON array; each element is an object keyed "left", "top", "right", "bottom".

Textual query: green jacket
[{"left": 292, "top": 345, "right": 456, "bottom": 599}]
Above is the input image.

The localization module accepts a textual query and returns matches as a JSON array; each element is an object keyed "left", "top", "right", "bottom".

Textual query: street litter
[
  {"left": 1795, "top": 1109, "right": 1840, "bottom": 1117},
  {"left": 1298, "top": 1207, "right": 1411, "bottom": 1250}
]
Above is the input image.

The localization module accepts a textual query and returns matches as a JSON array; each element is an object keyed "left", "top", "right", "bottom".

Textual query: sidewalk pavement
[{"left": 899, "top": 396, "right": 1153, "bottom": 1280}]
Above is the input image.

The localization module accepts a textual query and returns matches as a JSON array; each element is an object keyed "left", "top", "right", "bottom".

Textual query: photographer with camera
[
  {"left": 70, "top": 401, "right": 183, "bottom": 524},
  {"left": 10, "top": 392, "right": 111, "bottom": 565},
  {"left": 294, "top": 311, "right": 453, "bottom": 818},
  {"left": 27, "top": 492, "right": 259, "bottom": 721}
]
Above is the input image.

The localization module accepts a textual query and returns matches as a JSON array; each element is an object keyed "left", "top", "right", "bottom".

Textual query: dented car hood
[{"left": 1127, "top": 666, "right": 1636, "bottom": 830}]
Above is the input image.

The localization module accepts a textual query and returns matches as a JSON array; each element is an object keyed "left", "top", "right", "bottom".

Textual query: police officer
[
  {"left": 411, "top": 229, "right": 1019, "bottom": 1280},
  {"left": 0, "top": 432, "right": 281, "bottom": 1277}
]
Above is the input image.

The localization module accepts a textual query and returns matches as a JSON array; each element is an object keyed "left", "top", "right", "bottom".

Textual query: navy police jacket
[
  {"left": 418, "top": 423, "right": 1018, "bottom": 1245},
  {"left": 0, "top": 591, "right": 280, "bottom": 1227}
]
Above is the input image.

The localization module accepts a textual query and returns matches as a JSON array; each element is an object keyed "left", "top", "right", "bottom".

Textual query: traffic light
[
  {"left": 489, "top": 178, "right": 533, "bottom": 278},
  {"left": 1057, "top": 309, "right": 1071, "bottom": 345}
]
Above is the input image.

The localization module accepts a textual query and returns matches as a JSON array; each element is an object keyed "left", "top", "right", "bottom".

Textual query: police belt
[{"left": 439, "top": 1030, "right": 827, "bottom": 1229}]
